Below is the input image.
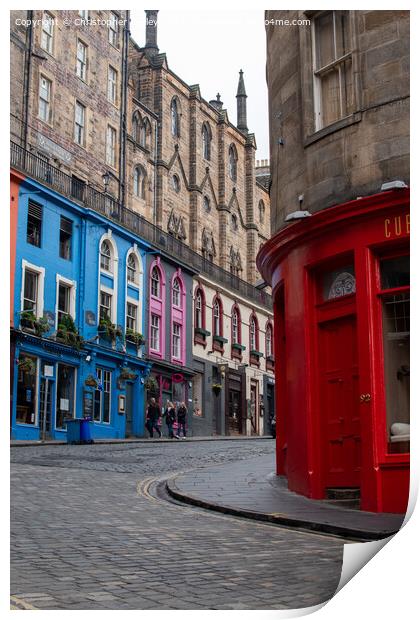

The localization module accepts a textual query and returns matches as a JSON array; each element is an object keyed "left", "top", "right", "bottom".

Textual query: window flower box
[{"left": 125, "top": 329, "right": 145, "bottom": 347}]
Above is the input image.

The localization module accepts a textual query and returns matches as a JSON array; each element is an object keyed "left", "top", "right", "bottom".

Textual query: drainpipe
[
  {"left": 118, "top": 10, "right": 130, "bottom": 208},
  {"left": 22, "top": 9, "right": 33, "bottom": 149},
  {"left": 153, "top": 117, "right": 158, "bottom": 227},
  {"left": 78, "top": 219, "right": 87, "bottom": 333}
]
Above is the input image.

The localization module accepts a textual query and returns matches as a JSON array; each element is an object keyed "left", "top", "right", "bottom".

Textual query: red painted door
[{"left": 319, "top": 314, "right": 361, "bottom": 489}]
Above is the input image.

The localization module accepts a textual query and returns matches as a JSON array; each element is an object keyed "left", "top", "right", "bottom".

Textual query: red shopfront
[{"left": 257, "top": 189, "right": 410, "bottom": 513}]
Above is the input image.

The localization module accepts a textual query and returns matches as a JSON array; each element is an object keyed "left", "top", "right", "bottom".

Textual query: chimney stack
[
  {"left": 236, "top": 69, "right": 248, "bottom": 133},
  {"left": 144, "top": 10, "right": 159, "bottom": 56}
]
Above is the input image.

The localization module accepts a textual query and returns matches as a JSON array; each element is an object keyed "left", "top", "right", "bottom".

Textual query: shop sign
[{"left": 384, "top": 214, "right": 410, "bottom": 239}]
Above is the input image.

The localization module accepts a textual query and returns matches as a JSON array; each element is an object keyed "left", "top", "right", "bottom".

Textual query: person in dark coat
[
  {"left": 177, "top": 401, "right": 187, "bottom": 439},
  {"left": 164, "top": 401, "right": 177, "bottom": 439},
  {"left": 146, "top": 397, "right": 162, "bottom": 438}
]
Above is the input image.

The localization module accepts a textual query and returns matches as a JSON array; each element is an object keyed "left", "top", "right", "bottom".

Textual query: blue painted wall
[{"left": 11, "top": 177, "right": 152, "bottom": 441}]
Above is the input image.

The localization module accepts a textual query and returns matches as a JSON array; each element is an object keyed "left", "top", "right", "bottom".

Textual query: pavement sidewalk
[{"left": 166, "top": 454, "right": 406, "bottom": 541}]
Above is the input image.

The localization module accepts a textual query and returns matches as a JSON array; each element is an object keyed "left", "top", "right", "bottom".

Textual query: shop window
[
  {"left": 94, "top": 368, "right": 111, "bottom": 423},
  {"left": 59, "top": 216, "right": 73, "bottom": 260},
  {"left": 380, "top": 256, "right": 410, "bottom": 453},
  {"left": 16, "top": 355, "right": 38, "bottom": 425},
  {"left": 27, "top": 201, "right": 43, "bottom": 247},
  {"left": 380, "top": 255, "right": 410, "bottom": 290},
  {"left": 322, "top": 264, "right": 355, "bottom": 301},
  {"left": 56, "top": 364, "right": 75, "bottom": 430}
]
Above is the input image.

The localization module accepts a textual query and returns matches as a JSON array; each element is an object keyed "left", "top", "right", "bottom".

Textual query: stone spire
[
  {"left": 236, "top": 70, "right": 248, "bottom": 133},
  {"left": 144, "top": 10, "right": 159, "bottom": 56}
]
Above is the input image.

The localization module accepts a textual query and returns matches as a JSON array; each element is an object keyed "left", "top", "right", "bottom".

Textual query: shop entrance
[{"left": 319, "top": 313, "right": 361, "bottom": 490}]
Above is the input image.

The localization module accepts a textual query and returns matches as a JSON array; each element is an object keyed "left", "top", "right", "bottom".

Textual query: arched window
[
  {"left": 231, "top": 305, "right": 241, "bottom": 345},
  {"left": 127, "top": 253, "right": 138, "bottom": 285},
  {"left": 172, "top": 277, "right": 181, "bottom": 307},
  {"left": 250, "top": 314, "right": 259, "bottom": 351},
  {"left": 228, "top": 144, "right": 237, "bottom": 182},
  {"left": 133, "top": 165, "right": 147, "bottom": 199},
  {"left": 141, "top": 118, "right": 151, "bottom": 149},
  {"left": 266, "top": 322, "right": 273, "bottom": 358},
  {"left": 100, "top": 240, "right": 112, "bottom": 273},
  {"left": 151, "top": 266, "right": 161, "bottom": 298},
  {"left": 171, "top": 98, "right": 180, "bottom": 137},
  {"left": 231, "top": 213, "right": 238, "bottom": 231},
  {"left": 213, "top": 298, "right": 222, "bottom": 337},
  {"left": 203, "top": 195, "right": 211, "bottom": 213},
  {"left": 202, "top": 123, "right": 211, "bottom": 160},
  {"left": 259, "top": 200, "right": 265, "bottom": 224},
  {"left": 195, "top": 288, "right": 204, "bottom": 330},
  {"left": 132, "top": 111, "right": 141, "bottom": 143},
  {"left": 172, "top": 174, "right": 180, "bottom": 193}
]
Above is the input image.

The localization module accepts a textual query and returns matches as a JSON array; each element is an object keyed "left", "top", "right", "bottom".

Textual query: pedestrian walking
[
  {"left": 146, "top": 397, "right": 162, "bottom": 438},
  {"left": 177, "top": 401, "right": 188, "bottom": 439},
  {"left": 164, "top": 401, "right": 177, "bottom": 439}
]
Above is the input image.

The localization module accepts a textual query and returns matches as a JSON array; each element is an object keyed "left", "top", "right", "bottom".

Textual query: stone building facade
[
  {"left": 258, "top": 10, "right": 409, "bottom": 511},
  {"left": 10, "top": 9, "right": 273, "bottom": 437}
]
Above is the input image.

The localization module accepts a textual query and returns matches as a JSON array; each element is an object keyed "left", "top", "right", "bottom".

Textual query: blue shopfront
[{"left": 10, "top": 174, "right": 152, "bottom": 440}]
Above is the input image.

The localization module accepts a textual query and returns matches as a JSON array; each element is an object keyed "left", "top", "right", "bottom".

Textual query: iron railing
[{"left": 11, "top": 139, "right": 272, "bottom": 309}]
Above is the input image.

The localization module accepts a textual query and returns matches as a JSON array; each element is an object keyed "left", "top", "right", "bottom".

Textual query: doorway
[
  {"left": 125, "top": 382, "right": 134, "bottom": 438},
  {"left": 319, "top": 314, "right": 361, "bottom": 490}
]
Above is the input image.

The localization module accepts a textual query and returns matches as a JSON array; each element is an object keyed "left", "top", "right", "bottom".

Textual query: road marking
[
  {"left": 136, "top": 473, "right": 351, "bottom": 544},
  {"left": 10, "top": 596, "right": 37, "bottom": 610}
]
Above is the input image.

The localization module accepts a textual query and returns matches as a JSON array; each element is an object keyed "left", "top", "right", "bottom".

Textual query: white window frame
[
  {"left": 99, "top": 286, "right": 114, "bottom": 323},
  {"left": 100, "top": 240, "right": 113, "bottom": 274},
  {"left": 108, "top": 65, "right": 118, "bottom": 105},
  {"left": 172, "top": 322, "right": 182, "bottom": 360},
  {"left": 74, "top": 101, "right": 86, "bottom": 146},
  {"left": 78, "top": 10, "right": 89, "bottom": 20},
  {"left": 41, "top": 12, "right": 54, "bottom": 55},
  {"left": 39, "top": 75, "right": 52, "bottom": 123},
  {"left": 312, "top": 11, "right": 353, "bottom": 131},
  {"left": 94, "top": 367, "right": 112, "bottom": 424},
  {"left": 21, "top": 260, "right": 45, "bottom": 320},
  {"left": 108, "top": 12, "right": 119, "bottom": 47},
  {"left": 172, "top": 278, "right": 181, "bottom": 308},
  {"left": 55, "top": 274, "right": 77, "bottom": 329},
  {"left": 76, "top": 39, "right": 87, "bottom": 81},
  {"left": 106, "top": 125, "right": 117, "bottom": 168},
  {"left": 150, "top": 314, "right": 160, "bottom": 352},
  {"left": 126, "top": 301, "right": 138, "bottom": 332}
]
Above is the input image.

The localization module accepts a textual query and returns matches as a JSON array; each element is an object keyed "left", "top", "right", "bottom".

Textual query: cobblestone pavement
[{"left": 11, "top": 440, "right": 346, "bottom": 610}]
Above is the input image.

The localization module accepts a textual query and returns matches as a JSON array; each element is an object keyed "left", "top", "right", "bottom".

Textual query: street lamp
[{"left": 102, "top": 171, "right": 111, "bottom": 193}]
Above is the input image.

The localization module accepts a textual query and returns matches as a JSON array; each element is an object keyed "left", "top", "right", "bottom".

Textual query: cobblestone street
[{"left": 11, "top": 440, "right": 346, "bottom": 610}]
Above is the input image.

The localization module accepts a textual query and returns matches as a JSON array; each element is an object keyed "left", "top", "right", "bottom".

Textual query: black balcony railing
[{"left": 11, "top": 140, "right": 272, "bottom": 309}]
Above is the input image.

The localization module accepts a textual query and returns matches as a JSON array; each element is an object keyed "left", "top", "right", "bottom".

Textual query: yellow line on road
[{"left": 10, "top": 596, "right": 37, "bottom": 610}]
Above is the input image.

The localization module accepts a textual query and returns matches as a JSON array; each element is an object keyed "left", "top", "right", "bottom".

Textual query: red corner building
[{"left": 259, "top": 11, "right": 410, "bottom": 513}]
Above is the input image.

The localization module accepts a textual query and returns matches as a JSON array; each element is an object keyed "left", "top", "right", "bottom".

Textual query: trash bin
[
  {"left": 65, "top": 418, "right": 82, "bottom": 444},
  {"left": 80, "top": 417, "right": 94, "bottom": 444}
]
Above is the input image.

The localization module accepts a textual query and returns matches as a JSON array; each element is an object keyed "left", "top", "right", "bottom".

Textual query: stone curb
[
  {"left": 10, "top": 435, "right": 273, "bottom": 448},
  {"left": 165, "top": 477, "right": 399, "bottom": 542}
]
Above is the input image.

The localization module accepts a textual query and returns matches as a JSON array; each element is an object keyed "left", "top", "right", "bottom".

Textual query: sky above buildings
[{"left": 130, "top": 9, "right": 269, "bottom": 161}]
